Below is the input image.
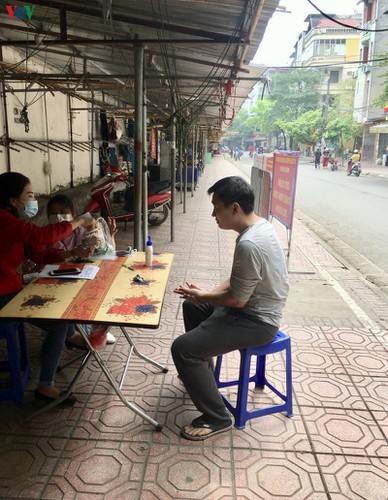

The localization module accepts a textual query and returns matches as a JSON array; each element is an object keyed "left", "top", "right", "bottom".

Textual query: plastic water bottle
[{"left": 145, "top": 235, "right": 153, "bottom": 267}]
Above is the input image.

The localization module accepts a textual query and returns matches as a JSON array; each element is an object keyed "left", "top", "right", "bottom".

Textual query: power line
[
  {"left": 306, "top": 0, "right": 388, "bottom": 32},
  {"left": 264, "top": 56, "right": 388, "bottom": 71}
]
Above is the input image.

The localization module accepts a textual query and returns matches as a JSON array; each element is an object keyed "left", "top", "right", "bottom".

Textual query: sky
[{"left": 253, "top": 0, "right": 363, "bottom": 67}]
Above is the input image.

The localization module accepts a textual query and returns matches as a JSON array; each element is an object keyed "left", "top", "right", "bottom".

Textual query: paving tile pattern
[{"left": 0, "top": 157, "right": 387, "bottom": 499}]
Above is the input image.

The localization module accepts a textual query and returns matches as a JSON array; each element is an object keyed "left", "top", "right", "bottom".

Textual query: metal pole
[
  {"left": 170, "top": 102, "right": 176, "bottom": 242},
  {"left": 191, "top": 127, "right": 195, "bottom": 196},
  {"left": 178, "top": 131, "right": 183, "bottom": 204},
  {"left": 142, "top": 77, "right": 148, "bottom": 250},
  {"left": 0, "top": 48, "right": 11, "bottom": 172},
  {"left": 183, "top": 131, "right": 188, "bottom": 213},
  {"left": 90, "top": 101, "right": 95, "bottom": 183},
  {"left": 134, "top": 43, "right": 144, "bottom": 250},
  {"left": 67, "top": 95, "right": 74, "bottom": 188}
]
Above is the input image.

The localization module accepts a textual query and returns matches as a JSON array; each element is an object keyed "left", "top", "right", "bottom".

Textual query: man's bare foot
[{"left": 180, "top": 417, "right": 232, "bottom": 441}]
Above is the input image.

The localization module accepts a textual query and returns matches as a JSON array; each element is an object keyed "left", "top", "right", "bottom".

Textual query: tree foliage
[
  {"left": 285, "top": 109, "right": 322, "bottom": 145},
  {"left": 228, "top": 108, "right": 255, "bottom": 136},
  {"left": 224, "top": 69, "right": 362, "bottom": 151},
  {"left": 373, "top": 53, "right": 388, "bottom": 107},
  {"left": 269, "top": 69, "right": 321, "bottom": 121}
]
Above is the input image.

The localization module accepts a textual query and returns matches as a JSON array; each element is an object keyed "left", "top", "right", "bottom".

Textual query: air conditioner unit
[
  {"left": 362, "top": 65, "right": 369, "bottom": 73},
  {"left": 352, "top": 71, "right": 358, "bottom": 78}
]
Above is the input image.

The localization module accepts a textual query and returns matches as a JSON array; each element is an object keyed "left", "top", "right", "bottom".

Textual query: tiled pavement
[{"left": 0, "top": 157, "right": 387, "bottom": 499}]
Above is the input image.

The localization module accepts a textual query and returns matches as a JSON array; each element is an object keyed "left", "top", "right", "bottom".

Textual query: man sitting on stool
[{"left": 172, "top": 176, "right": 289, "bottom": 440}]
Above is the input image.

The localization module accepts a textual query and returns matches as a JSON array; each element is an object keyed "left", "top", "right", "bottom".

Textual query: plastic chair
[
  {"left": 0, "top": 322, "right": 31, "bottom": 404},
  {"left": 214, "top": 330, "right": 293, "bottom": 429}
]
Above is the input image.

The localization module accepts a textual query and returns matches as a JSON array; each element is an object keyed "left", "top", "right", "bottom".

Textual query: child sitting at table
[{"left": 46, "top": 194, "right": 117, "bottom": 347}]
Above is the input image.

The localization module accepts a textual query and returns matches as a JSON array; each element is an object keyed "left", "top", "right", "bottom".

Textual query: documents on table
[{"left": 38, "top": 264, "right": 100, "bottom": 280}]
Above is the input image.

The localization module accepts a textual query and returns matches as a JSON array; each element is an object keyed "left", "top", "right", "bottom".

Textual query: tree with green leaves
[
  {"left": 267, "top": 69, "right": 321, "bottom": 148},
  {"left": 285, "top": 109, "right": 322, "bottom": 148}
]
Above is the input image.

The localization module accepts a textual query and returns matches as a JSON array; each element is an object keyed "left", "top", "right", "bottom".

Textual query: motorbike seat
[{"left": 148, "top": 180, "right": 171, "bottom": 195}]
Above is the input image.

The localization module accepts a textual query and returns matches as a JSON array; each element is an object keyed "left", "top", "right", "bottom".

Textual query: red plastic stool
[
  {"left": 0, "top": 322, "right": 31, "bottom": 404},
  {"left": 214, "top": 330, "right": 293, "bottom": 429}
]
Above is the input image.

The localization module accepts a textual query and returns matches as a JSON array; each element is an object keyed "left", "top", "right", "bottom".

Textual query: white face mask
[
  {"left": 49, "top": 213, "right": 73, "bottom": 224},
  {"left": 19, "top": 200, "right": 39, "bottom": 219}
]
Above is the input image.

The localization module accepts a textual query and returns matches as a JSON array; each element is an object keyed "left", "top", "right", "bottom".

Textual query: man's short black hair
[{"left": 207, "top": 176, "right": 255, "bottom": 214}]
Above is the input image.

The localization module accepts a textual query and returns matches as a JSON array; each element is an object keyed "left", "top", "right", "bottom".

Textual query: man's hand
[{"left": 174, "top": 282, "right": 205, "bottom": 305}]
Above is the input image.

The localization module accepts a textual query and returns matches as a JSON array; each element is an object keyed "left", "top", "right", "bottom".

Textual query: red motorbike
[{"left": 84, "top": 162, "right": 171, "bottom": 225}]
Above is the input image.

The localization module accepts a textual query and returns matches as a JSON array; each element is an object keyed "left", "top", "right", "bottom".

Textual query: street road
[{"left": 233, "top": 154, "right": 388, "bottom": 275}]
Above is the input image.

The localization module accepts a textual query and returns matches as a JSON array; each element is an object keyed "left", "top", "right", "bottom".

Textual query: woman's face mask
[
  {"left": 20, "top": 200, "right": 39, "bottom": 219},
  {"left": 48, "top": 213, "right": 73, "bottom": 224}
]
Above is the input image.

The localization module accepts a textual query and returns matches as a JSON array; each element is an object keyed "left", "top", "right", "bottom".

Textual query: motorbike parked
[
  {"left": 84, "top": 162, "right": 171, "bottom": 225},
  {"left": 347, "top": 161, "right": 362, "bottom": 177}
]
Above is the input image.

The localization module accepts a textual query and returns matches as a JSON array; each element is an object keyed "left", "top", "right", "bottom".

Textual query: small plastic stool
[
  {"left": 0, "top": 322, "right": 31, "bottom": 404},
  {"left": 214, "top": 330, "right": 293, "bottom": 429}
]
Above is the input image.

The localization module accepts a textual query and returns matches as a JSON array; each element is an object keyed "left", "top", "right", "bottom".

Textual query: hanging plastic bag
[{"left": 82, "top": 217, "right": 115, "bottom": 256}]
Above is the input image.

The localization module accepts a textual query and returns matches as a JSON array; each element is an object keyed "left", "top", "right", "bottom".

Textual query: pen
[{"left": 122, "top": 264, "right": 135, "bottom": 271}]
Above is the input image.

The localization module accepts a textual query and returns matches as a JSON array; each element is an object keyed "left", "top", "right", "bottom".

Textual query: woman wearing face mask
[{"left": 0, "top": 172, "right": 94, "bottom": 404}]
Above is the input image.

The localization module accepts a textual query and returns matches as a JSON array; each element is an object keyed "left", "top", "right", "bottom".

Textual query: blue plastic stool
[
  {"left": 214, "top": 330, "right": 293, "bottom": 429},
  {"left": 0, "top": 322, "right": 31, "bottom": 404}
]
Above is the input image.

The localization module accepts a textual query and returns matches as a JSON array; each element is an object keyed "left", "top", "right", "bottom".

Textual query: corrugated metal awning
[{"left": 0, "top": 0, "right": 280, "bottom": 130}]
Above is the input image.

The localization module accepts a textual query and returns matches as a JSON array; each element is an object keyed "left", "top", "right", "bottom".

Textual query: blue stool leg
[
  {"left": 254, "top": 354, "right": 266, "bottom": 388},
  {"left": 234, "top": 350, "right": 252, "bottom": 429},
  {"left": 285, "top": 339, "right": 293, "bottom": 417},
  {"left": 214, "top": 355, "right": 222, "bottom": 385}
]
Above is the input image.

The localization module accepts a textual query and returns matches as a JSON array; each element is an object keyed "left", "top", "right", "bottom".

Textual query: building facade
[
  {"left": 291, "top": 13, "right": 361, "bottom": 101},
  {"left": 353, "top": 0, "right": 388, "bottom": 162}
]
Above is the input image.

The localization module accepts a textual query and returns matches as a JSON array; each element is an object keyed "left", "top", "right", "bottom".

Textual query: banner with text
[{"left": 270, "top": 152, "right": 299, "bottom": 230}]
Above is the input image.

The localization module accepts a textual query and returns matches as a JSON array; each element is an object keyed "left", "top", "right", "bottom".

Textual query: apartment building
[
  {"left": 291, "top": 13, "right": 361, "bottom": 101},
  {"left": 353, "top": 0, "right": 388, "bottom": 162}
]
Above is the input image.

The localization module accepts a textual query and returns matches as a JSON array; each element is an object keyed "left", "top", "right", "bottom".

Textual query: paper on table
[{"left": 38, "top": 264, "right": 100, "bottom": 280}]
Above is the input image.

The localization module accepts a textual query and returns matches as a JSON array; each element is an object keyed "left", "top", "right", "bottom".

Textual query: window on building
[
  {"left": 313, "top": 39, "right": 346, "bottom": 57},
  {"left": 329, "top": 71, "right": 340, "bottom": 84}
]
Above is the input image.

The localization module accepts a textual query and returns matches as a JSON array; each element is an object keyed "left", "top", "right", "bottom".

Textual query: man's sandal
[{"left": 180, "top": 417, "right": 232, "bottom": 441}]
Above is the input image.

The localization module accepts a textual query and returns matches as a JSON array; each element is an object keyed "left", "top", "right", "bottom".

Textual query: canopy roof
[{"left": 0, "top": 0, "right": 279, "bottom": 131}]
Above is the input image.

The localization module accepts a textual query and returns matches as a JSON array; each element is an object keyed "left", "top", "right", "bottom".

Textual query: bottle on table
[{"left": 145, "top": 235, "right": 153, "bottom": 268}]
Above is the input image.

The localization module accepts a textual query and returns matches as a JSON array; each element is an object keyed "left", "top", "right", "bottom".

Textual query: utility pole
[{"left": 321, "top": 73, "right": 330, "bottom": 149}]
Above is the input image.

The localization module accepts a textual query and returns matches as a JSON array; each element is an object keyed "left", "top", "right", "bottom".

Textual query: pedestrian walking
[{"left": 314, "top": 149, "right": 321, "bottom": 169}]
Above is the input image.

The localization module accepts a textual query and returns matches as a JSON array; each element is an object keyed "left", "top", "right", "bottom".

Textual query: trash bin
[{"left": 206, "top": 152, "right": 212, "bottom": 165}]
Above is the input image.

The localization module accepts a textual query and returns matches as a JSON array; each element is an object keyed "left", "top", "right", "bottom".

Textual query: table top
[{"left": 0, "top": 253, "right": 173, "bottom": 328}]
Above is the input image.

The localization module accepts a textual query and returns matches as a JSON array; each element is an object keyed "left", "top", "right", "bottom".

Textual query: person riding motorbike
[{"left": 347, "top": 149, "right": 361, "bottom": 175}]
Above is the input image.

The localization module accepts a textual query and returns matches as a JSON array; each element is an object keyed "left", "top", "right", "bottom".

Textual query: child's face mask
[{"left": 49, "top": 213, "right": 73, "bottom": 224}]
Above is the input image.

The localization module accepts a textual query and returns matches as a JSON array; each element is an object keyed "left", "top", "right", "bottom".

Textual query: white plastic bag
[{"left": 82, "top": 217, "right": 115, "bottom": 256}]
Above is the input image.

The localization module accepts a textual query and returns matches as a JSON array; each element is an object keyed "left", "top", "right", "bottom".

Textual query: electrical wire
[
  {"left": 264, "top": 56, "right": 388, "bottom": 71},
  {"left": 306, "top": 0, "right": 388, "bottom": 32}
]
